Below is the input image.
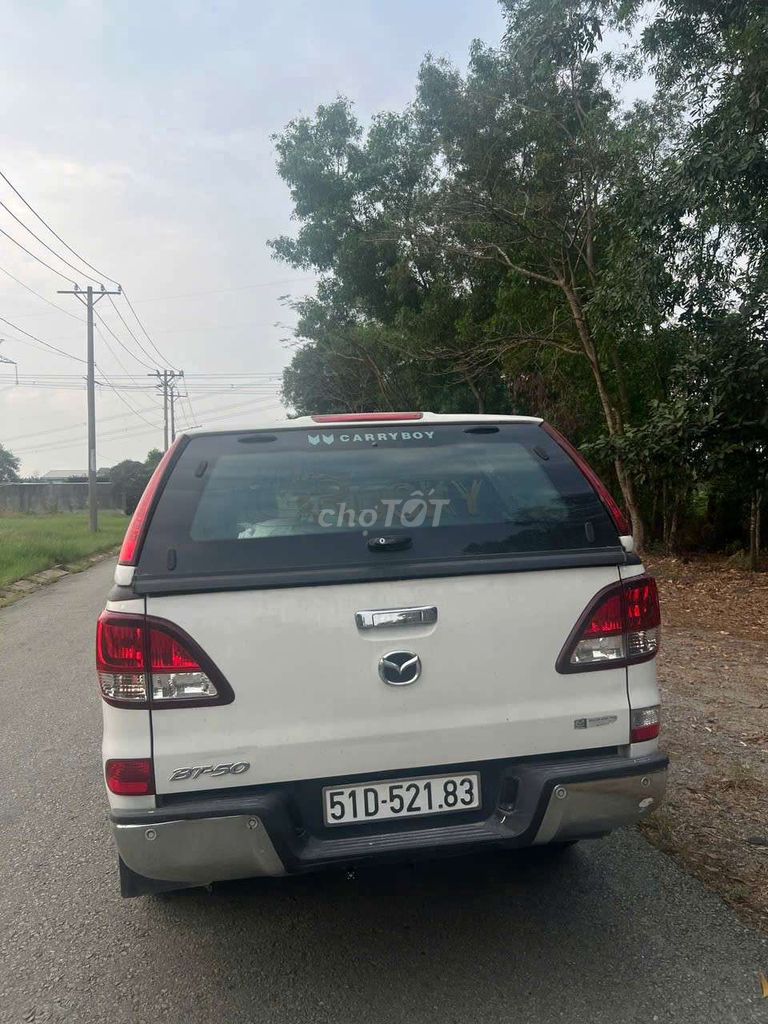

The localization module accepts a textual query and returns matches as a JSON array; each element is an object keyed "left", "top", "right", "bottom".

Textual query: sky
[{"left": 0, "top": 0, "right": 508, "bottom": 475}]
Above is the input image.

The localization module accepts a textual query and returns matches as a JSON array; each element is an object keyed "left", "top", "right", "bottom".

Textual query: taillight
[
  {"left": 105, "top": 758, "right": 154, "bottom": 796},
  {"left": 540, "top": 422, "right": 631, "bottom": 536},
  {"left": 96, "top": 611, "right": 233, "bottom": 708},
  {"left": 148, "top": 621, "right": 222, "bottom": 702},
  {"left": 557, "top": 576, "right": 661, "bottom": 672},
  {"left": 630, "top": 705, "right": 661, "bottom": 743},
  {"left": 118, "top": 436, "right": 185, "bottom": 566},
  {"left": 96, "top": 615, "right": 147, "bottom": 703}
]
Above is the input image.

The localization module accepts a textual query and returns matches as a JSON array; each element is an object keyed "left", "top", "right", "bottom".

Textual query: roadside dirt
[{"left": 642, "top": 556, "right": 768, "bottom": 932}]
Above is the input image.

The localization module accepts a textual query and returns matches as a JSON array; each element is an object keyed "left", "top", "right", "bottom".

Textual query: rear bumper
[{"left": 111, "top": 751, "right": 667, "bottom": 892}]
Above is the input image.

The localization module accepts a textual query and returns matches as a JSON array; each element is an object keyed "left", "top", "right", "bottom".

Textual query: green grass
[{"left": 0, "top": 513, "right": 127, "bottom": 588}]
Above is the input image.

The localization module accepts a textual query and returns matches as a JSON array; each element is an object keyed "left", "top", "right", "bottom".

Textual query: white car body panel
[
  {"left": 142, "top": 566, "right": 630, "bottom": 795},
  {"left": 100, "top": 413, "right": 665, "bottom": 875}
]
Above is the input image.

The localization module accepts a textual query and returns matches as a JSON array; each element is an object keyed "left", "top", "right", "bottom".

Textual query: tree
[
  {"left": 271, "top": 2, "right": 686, "bottom": 547},
  {"left": 108, "top": 460, "right": 146, "bottom": 512},
  {"left": 0, "top": 443, "right": 20, "bottom": 482},
  {"left": 409, "top": 0, "right": 692, "bottom": 547},
  {"left": 271, "top": 0, "right": 766, "bottom": 559},
  {"left": 145, "top": 449, "right": 163, "bottom": 471}
]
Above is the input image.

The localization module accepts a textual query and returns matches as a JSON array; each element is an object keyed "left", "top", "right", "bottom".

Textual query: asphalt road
[{"left": 1, "top": 560, "right": 766, "bottom": 1024}]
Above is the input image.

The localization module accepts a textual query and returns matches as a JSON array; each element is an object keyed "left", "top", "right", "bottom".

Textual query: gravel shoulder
[{"left": 643, "top": 556, "right": 768, "bottom": 932}]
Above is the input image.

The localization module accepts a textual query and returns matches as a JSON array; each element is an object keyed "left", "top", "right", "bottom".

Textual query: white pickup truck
[{"left": 96, "top": 413, "right": 666, "bottom": 896}]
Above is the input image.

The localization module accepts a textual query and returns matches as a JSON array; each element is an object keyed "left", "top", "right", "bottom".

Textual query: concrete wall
[{"left": 0, "top": 481, "right": 121, "bottom": 514}]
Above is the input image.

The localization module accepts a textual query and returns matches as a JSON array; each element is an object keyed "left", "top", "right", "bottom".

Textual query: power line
[
  {"left": 0, "top": 225, "right": 78, "bottom": 285},
  {"left": 95, "top": 325, "right": 164, "bottom": 408},
  {"left": 150, "top": 320, "right": 287, "bottom": 334},
  {"left": 1, "top": 386, "right": 259, "bottom": 445},
  {"left": 0, "top": 169, "right": 120, "bottom": 285},
  {"left": 105, "top": 294, "right": 164, "bottom": 370},
  {"left": 178, "top": 395, "right": 282, "bottom": 427},
  {"left": 2, "top": 402, "right": 167, "bottom": 444},
  {"left": 134, "top": 277, "right": 316, "bottom": 302},
  {"left": 0, "top": 313, "right": 85, "bottom": 363},
  {"left": 0, "top": 197, "right": 104, "bottom": 286},
  {"left": 12, "top": 394, "right": 283, "bottom": 455},
  {"left": 93, "top": 306, "right": 158, "bottom": 372},
  {"left": 94, "top": 364, "right": 164, "bottom": 431},
  {"left": 0, "top": 263, "right": 85, "bottom": 322},
  {"left": 0, "top": 380, "right": 280, "bottom": 393},
  {"left": 120, "top": 288, "right": 176, "bottom": 368},
  {"left": 2, "top": 370, "right": 280, "bottom": 380}
]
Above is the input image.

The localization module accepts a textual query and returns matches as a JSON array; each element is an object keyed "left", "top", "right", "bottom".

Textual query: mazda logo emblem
[{"left": 378, "top": 651, "right": 421, "bottom": 686}]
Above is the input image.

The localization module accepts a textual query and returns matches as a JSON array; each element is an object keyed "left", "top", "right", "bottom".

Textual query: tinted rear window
[{"left": 138, "top": 423, "right": 620, "bottom": 585}]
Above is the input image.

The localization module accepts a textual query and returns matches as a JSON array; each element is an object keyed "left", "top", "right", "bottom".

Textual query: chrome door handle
[{"left": 355, "top": 606, "right": 438, "bottom": 630}]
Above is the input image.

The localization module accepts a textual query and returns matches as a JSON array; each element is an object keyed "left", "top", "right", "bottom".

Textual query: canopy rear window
[{"left": 136, "top": 423, "right": 622, "bottom": 588}]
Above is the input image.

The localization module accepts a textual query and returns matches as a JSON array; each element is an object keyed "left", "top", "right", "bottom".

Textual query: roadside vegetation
[
  {"left": 0, "top": 513, "right": 126, "bottom": 588},
  {"left": 271, "top": 0, "right": 767, "bottom": 566}
]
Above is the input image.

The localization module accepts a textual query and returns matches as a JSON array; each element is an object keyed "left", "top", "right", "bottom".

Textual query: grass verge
[{"left": 0, "top": 513, "right": 127, "bottom": 588}]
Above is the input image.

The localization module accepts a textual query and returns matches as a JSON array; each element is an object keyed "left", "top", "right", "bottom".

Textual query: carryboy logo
[{"left": 306, "top": 430, "right": 435, "bottom": 446}]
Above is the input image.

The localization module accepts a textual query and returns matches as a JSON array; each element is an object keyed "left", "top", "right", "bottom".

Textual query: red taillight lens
[
  {"left": 97, "top": 612, "right": 148, "bottom": 704},
  {"left": 119, "top": 437, "right": 184, "bottom": 566},
  {"left": 581, "top": 593, "right": 623, "bottom": 637},
  {"left": 149, "top": 626, "right": 202, "bottom": 673},
  {"left": 311, "top": 412, "right": 424, "bottom": 422},
  {"left": 624, "top": 579, "right": 661, "bottom": 631},
  {"left": 96, "top": 615, "right": 145, "bottom": 671},
  {"left": 105, "top": 758, "right": 154, "bottom": 796},
  {"left": 96, "top": 612, "right": 233, "bottom": 707},
  {"left": 630, "top": 705, "right": 661, "bottom": 743},
  {"left": 558, "top": 576, "right": 661, "bottom": 672},
  {"left": 541, "top": 422, "right": 631, "bottom": 536}
]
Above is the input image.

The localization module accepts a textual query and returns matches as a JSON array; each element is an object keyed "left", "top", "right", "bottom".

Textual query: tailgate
[{"left": 147, "top": 566, "right": 628, "bottom": 794}]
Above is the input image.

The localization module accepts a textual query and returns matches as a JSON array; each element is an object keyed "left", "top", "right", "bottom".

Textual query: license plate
[{"left": 323, "top": 772, "right": 481, "bottom": 826}]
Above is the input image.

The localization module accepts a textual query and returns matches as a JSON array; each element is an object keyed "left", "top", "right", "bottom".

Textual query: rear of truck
[{"left": 96, "top": 414, "right": 666, "bottom": 896}]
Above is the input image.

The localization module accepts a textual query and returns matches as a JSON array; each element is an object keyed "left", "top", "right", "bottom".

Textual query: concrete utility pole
[
  {"left": 58, "top": 283, "right": 122, "bottom": 533},
  {"left": 169, "top": 370, "right": 185, "bottom": 443},
  {"left": 150, "top": 369, "right": 183, "bottom": 450}
]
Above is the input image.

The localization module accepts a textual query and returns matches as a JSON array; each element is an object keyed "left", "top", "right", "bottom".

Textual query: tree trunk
[
  {"left": 464, "top": 373, "right": 485, "bottom": 414},
  {"left": 667, "top": 489, "right": 682, "bottom": 555},
  {"left": 615, "top": 458, "right": 645, "bottom": 550},
  {"left": 749, "top": 490, "right": 762, "bottom": 572},
  {"left": 561, "top": 282, "right": 645, "bottom": 549}
]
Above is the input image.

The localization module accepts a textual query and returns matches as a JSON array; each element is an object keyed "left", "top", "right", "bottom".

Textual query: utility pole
[
  {"left": 58, "top": 283, "right": 122, "bottom": 533},
  {"left": 169, "top": 370, "right": 185, "bottom": 443},
  {"left": 150, "top": 369, "right": 183, "bottom": 450}
]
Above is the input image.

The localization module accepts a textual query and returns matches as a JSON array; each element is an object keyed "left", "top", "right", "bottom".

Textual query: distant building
[
  {"left": 41, "top": 470, "right": 110, "bottom": 482},
  {"left": 42, "top": 470, "right": 88, "bottom": 481}
]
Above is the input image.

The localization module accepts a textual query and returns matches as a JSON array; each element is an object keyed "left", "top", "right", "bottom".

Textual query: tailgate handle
[{"left": 355, "top": 606, "right": 438, "bottom": 630}]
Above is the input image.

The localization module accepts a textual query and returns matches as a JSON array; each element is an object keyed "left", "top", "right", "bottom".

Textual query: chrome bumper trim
[
  {"left": 112, "top": 814, "right": 286, "bottom": 884},
  {"left": 533, "top": 769, "right": 667, "bottom": 844}
]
